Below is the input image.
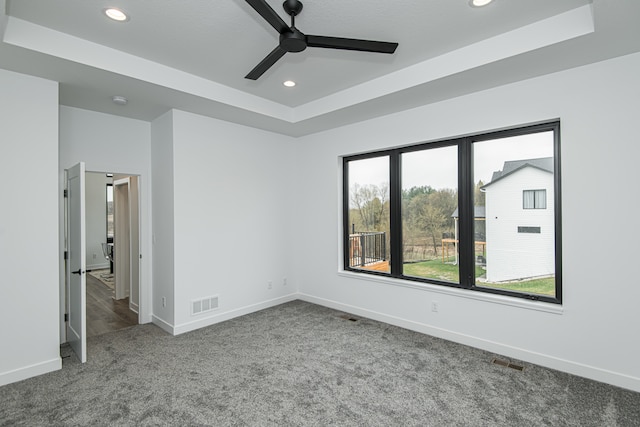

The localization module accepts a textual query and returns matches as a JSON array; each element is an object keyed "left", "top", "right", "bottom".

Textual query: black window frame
[{"left": 342, "top": 121, "right": 562, "bottom": 304}]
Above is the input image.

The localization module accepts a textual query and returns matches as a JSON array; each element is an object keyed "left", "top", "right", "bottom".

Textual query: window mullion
[
  {"left": 458, "top": 140, "right": 474, "bottom": 288},
  {"left": 389, "top": 150, "right": 403, "bottom": 277}
]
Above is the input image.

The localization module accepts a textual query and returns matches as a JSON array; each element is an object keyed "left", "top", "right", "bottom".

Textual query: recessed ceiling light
[
  {"left": 283, "top": 80, "right": 296, "bottom": 87},
  {"left": 469, "top": 0, "right": 494, "bottom": 7},
  {"left": 104, "top": 8, "right": 129, "bottom": 22},
  {"left": 112, "top": 95, "right": 128, "bottom": 105}
]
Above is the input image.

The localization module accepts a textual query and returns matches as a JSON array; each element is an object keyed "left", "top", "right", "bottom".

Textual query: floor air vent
[
  {"left": 339, "top": 314, "right": 360, "bottom": 322},
  {"left": 492, "top": 358, "right": 524, "bottom": 371},
  {"left": 191, "top": 296, "right": 219, "bottom": 316}
]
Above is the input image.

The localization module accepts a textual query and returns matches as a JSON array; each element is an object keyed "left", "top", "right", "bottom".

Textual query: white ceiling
[{"left": 1, "top": 0, "right": 639, "bottom": 136}]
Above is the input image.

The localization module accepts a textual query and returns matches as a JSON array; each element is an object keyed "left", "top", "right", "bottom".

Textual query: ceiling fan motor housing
[{"left": 280, "top": 28, "right": 307, "bottom": 52}]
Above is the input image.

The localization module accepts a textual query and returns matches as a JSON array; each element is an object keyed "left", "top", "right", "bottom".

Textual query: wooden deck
[{"left": 355, "top": 260, "right": 390, "bottom": 272}]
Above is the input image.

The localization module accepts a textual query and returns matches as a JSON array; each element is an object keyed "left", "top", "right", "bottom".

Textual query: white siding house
[{"left": 483, "top": 158, "right": 555, "bottom": 282}]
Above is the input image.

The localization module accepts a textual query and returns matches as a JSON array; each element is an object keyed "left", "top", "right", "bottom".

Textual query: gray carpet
[{"left": 1, "top": 301, "right": 639, "bottom": 426}]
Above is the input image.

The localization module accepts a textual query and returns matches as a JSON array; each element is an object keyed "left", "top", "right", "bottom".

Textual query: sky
[{"left": 349, "top": 131, "right": 554, "bottom": 191}]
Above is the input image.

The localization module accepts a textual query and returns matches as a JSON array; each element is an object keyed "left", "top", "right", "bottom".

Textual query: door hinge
[
  {"left": 64, "top": 313, "right": 68, "bottom": 322},
  {"left": 63, "top": 189, "right": 68, "bottom": 198},
  {"left": 64, "top": 251, "right": 68, "bottom": 260}
]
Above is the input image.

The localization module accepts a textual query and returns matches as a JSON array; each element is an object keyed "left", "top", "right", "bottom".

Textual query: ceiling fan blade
[
  {"left": 245, "top": 46, "right": 287, "bottom": 80},
  {"left": 307, "top": 35, "right": 398, "bottom": 54},
  {"left": 245, "top": 0, "right": 290, "bottom": 34}
]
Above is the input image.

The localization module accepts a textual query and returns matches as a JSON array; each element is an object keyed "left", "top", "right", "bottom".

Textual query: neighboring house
[{"left": 482, "top": 157, "right": 555, "bottom": 282}]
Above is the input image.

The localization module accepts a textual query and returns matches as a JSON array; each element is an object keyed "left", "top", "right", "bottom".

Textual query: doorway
[{"left": 80, "top": 171, "right": 140, "bottom": 339}]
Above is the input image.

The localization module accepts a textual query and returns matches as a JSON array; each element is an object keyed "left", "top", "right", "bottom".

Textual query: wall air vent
[
  {"left": 191, "top": 295, "right": 219, "bottom": 316},
  {"left": 492, "top": 358, "right": 525, "bottom": 371},
  {"left": 338, "top": 313, "right": 360, "bottom": 322}
]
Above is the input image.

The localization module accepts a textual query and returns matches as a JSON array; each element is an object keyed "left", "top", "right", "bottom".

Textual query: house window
[
  {"left": 523, "top": 189, "right": 546, "bottom": 209},
  {"left": 343, "top": 121, "right": 562, "bottom": 304},
  {"left": 518, "top": 226, "right": 541, "bottom": 234}
]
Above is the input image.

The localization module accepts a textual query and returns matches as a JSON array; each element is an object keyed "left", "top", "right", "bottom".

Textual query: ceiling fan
[{"left": 244, "top": 0, "right": 399, "bottom": 80}]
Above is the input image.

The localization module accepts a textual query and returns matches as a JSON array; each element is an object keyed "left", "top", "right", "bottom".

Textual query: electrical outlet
[
  {"left": 268, "top": 281, "right": 272, "bottom": 290},
  {"left": 92, "top": 253, "right": 97, "bottom": 259},
  {"left": 283, "top": 278, "right": 287, "bottom": 287},
  {"left": 431, "top": 302, "right": 439, "bottom": 313},
  {"left": 162, "top": 297, "right": 166, "bottom": 308}
]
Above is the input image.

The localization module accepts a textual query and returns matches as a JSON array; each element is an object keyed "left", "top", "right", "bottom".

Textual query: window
[
  {"left": 346, "top": 156, "right": 390, "bottom": 273},
  {"left": 343, "top": 121, "right": 562, "bottom": 304},
  {"left": 402, "top": 146, "right": 458, "bottom": 283},
  {"left": 518, "top": 226, "right": 541, "bottom": 234},
  {"left": 106, "top": 183, "right": 114, "bottom": 243},
  {"left": 523, "top": 189, "right": 546, "bottom": 209}
]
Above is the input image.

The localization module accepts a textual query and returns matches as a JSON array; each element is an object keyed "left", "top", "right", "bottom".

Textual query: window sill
[{"left": 337, "top": 270, "right": 564, "bottom": 315}]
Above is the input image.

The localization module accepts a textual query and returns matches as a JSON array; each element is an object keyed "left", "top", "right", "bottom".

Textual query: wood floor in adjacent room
[{"left": 86, "top": 273, "right": 137, "bottom": 338}]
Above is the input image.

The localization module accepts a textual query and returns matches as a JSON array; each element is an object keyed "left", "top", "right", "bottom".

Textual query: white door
[
  {"left": 66, "top": 162, "right": 87, "bottom": 363},
  {"left": 113, "top": 178, "right": 131, "bottom": 301}
]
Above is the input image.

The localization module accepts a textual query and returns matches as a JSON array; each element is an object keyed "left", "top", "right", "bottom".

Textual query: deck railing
[{"left": 349, "top": 231, "right": 386, "bottom": 267}]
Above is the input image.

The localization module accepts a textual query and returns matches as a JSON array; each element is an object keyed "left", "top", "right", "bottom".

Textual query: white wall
[
  {"left": 59, "top": 106, "right": 152, "bottom": 339},
  {"left": 294, "top": 52, "right": 640, "bottom": 392},
  {"left": 485, "top": 167, "right": 555, "bottom": 282},
  {"left": 165, "top": 110, "right": 297, "bottom": 334},
  {"left": 85, "top": 172, "right": 111, "bottom": 271},
  {"left": 150, "top": 111, "right": 175, "bottom": 328},
  {"left": 0, "top": 69, "right": 61, "bottom": 386}
]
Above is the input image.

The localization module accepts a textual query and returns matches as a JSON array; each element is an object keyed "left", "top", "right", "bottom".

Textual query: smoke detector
[{"left": 111, "top": 95, "right": 128, "bottom": 106}]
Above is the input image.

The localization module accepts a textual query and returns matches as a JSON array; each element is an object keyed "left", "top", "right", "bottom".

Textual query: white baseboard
[
  {"left": 87, "top": 263, "right": 110, "bottom": 271},
  {"left": 172, "top": 293, "right": 298, "bottom": 336},
  {"left": 151, "top": 314, "right": 174, "bottom": 334},
  {"left": 0, "top": 357, "right": 62, "bottom": 387},
  {"left": 129, "top": 301, "right": 139, "bottom": 314},
  {"left": 297, "top": 293, "right": 640, "bottom": 393}
]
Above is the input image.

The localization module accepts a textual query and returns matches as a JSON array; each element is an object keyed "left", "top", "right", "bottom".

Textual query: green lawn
[
  {"left": 479, "top": 277, "right": 555, "bottom": 296},
  {"left": 403, "top": 259, "right": 484, "bottom": 283},
  {"left": 402, "top": 259, "right": 554, "bottom": 296}
]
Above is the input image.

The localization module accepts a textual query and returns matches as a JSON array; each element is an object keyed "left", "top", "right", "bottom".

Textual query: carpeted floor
[{"left": 1, "top": 300, "right": 639, "bottom": 426}]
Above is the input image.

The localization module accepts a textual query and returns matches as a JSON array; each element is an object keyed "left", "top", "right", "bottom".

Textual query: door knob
[{"left": 71, "top": 269, "right": 84, "bottom": 275}]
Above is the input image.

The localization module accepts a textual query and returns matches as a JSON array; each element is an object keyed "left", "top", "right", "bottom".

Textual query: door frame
[
  {"left": 62, "top": 169, "right": 144, "bottom": 355},
  {"left": 113, "top": 177, "right": 132, "bottom": 301}
]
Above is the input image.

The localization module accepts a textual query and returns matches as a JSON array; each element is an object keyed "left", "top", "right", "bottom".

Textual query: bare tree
[{"left": 350, "top": 183, "right": 389, "bottom": 232}]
